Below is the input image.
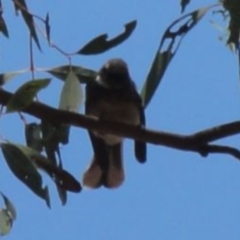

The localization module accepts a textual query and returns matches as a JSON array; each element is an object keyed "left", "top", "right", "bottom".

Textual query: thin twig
[
  {"left": 29, "top": 35, "right": 35, "bottom": 79},
  {"left": 194, "top": 144, "right": 240, "bottom": 161}
]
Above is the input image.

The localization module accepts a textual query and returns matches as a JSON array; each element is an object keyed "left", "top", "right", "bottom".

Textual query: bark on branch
[{"left": 1, "top": 88, "right": 240, "bottom": 160}]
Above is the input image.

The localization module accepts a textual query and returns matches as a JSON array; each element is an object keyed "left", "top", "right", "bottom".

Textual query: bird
[{"left": 83, "top": 58, "right": 146, "bottom": 189}]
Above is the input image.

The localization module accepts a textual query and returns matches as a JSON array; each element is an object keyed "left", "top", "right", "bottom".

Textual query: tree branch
[
  {"left": 193, "top": 144, "right": 240, "bottom": 161},
  {"left": 1, "top": 88, "right": 240, "bottom": 160}
]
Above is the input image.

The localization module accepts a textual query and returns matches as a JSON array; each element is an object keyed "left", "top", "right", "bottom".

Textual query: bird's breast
[{"left": 87, "top": 99, "right": 140, "bottom": 145}]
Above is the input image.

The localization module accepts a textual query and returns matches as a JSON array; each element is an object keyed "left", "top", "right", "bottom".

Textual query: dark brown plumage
[{"left": 83, "top": 59, "right": 146, "bottom": 188}]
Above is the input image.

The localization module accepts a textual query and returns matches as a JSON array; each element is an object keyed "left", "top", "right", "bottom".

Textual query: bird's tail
[{"left": 83, "top": 143, "right": 124, "bottom": 189}]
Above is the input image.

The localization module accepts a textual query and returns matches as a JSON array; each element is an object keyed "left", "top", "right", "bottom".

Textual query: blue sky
[{"left": 1, "top": 1, "right": 240, "bottom": 240}]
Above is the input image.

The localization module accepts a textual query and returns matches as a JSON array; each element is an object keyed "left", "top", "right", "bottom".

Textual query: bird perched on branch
[{"left": 83, "top": 59, "right": 146, "bottom": 189}]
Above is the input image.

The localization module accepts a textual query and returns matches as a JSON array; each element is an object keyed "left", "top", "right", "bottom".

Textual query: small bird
[{"left": 83, "top": 59, "right": 146, "bottom": 189}]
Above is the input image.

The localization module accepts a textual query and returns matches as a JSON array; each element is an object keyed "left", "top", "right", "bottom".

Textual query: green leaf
[
  {"left": 0, "top": 14, "right": 9, "bottom": 38},
  {"left": 0, "top": 192, "right": 16, "bottom": 221},
  {"left": 141, "top": 51, "right": 173, "bottom": 107},
  {"left": 0, "top": 69, "right": 27, "bottom": 86},
  {"left": 141, "top": 5, "right": 214, "bottom": 107},
  {"left": 40, "top": 121, "right": 71, "bottom": 205},
  {"left": 46, "top": 65, "right": 96, "bottom": 84},
  {"left": 0, "top": 192, "right": 16, "bottom": 236},
  {"left": 78, "top": 20, "right": 137, "bottom": 55},
  {"left": 13, "top": 0, "right": 41, "bottom": 50},
  {"left": 45, "top": 13, "right": 50, "bottom": 44},
  {"left": 33, "top": 153, "right": 81, "bottom": 193},
  {"left": 59, "top": 70, "right": 83, "bottom": 112},
  {"left": 25, "top": 123, "right": 43, "bottom": 152},
  {"left": 16, "top": 143, "right": 81, "bottom": 193},
  {"left": 181, "top": 0, "right": 191, "bottom": 13},
  {"left": 1, "top": 143, "right": 50, "bottom": 207},
  {"left": 41, "top": 121, "right": 64, "bottom": 173},
  {"left": 223, "top": 0, "right": 240, "bottom": 49},
  {"left": 41, "top": 121, "right": 69, "bottom": 160},
  {"left": 41, "top": 120, "right": 71, "bottom": 206},
  {"left": 0, "top": 209, "right": 12, "bottom": 236},
  {"left": 6, "top": 78, "right": 51, "bottom": 113},
  {"left": 56, "top": 125, "right": 70, "bottom": 145},
  {"left": 55, "top": 160, "right": 67, "bottom": 206},
  {"left": 12, "top": 0, "right": 20, "bottom": 13}
]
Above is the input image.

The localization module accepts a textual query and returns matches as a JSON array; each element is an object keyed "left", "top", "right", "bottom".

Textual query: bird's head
[{"left": 96, "top": 59, "right": 131, "bottom": 89}]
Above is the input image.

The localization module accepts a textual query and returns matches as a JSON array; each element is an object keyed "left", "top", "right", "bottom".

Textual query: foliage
[{"left": 0, "top": 0, "right": 239, "bottom": 236}]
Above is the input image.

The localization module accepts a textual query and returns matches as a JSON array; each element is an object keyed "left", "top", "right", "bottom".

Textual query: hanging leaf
[
  {"left": 141, "top": 51, "right": 174, "bottom": 108},
  {"left": 13, "top": 0, "right": 41, "bottom": 50},
  {"left": 0, "top": 192, "right": 16, "bottom": 221},
  {"left": 141, "top": 5, "right": 215, "bottom": 107},
  {"left": 55, "top": 160, "right": 67, "bottom": 206},
  {"left": 1, "top": 143, "right": 50, "bottom": 207},
  {"left": 0, "top": 69, "right": 27, "bottom": 86},
  {"left": 41, "top": 121, "right": 69, "bottom": 162},
  {"left": 6, "top": 78, "right": 51, "bottom": 113},
  {"left": 0, "top": 192, "right": 16, "bottom": 236},
  {"left": 46, "top": 65, "right": 96, "bottom": 84},
  {"left": 41, "top": 121, "right": 61, "bottom": 165},
  {"left": 0, "top": 14, "right": 9, "bottom": 38},
  {"left": 55, "top": 125, "right": 70, "bottom": 145},
  {"left": 45, "top": 13, "right": 50, "bottom": 44},
  {"left": 41, "top": 120, "right": 70, "bottom": 204},
  {"left": 41, "top": 121, "right": 69, "bottom": 205},
  {"left": 59, "top": 70, "right": 83, "bottom": 112},
  {"left": 181, "top": 0, "right": 191, "bottom": 13},
  {"left": 41, "top": 119, "right": 68, "bottom": 190},
  {"left": 223, "top": 0, "right": 240, "bottom": 49},
  {"left": 78, "top": 20, "right": 137, "bottom": 55},
  {"left": 12, "top": 0, "right": 20, "bottom": 13},
  {"left": 25, "top": 123, "right": 43, "bottom": 152},
  {"left": 56, "top": 70, "right": 84, "bottom": 172},
  {"left": 15, "top": 144, "right": 81, "bottom": 193},
  {"left": 0, "top": 209, "right": 12, "bottom": 236}
]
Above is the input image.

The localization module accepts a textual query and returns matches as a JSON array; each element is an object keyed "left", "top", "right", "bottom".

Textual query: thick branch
[{"left": 1, "top": 88, "right": 240, "bottom": 158}]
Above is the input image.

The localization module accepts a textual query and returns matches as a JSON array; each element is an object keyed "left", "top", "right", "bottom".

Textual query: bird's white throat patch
[{"left": 95, "top": 75, "right": 109, "bottom": 88}]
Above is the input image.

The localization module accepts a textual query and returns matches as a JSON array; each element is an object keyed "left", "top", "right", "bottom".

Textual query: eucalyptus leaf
[
  {"left": 1, "top": 143, "right": 50, "bottom": 207},
  {"left": 141, "top": 5, "right": 214, "bottom": 107},
  {"left": 78, "top": 20, "right": 137, "bottom": 55},
  {"left": 16, "top": 144, "right": 81, "bottom": 193},
  {"left": 45, "top": 13, "right": 50, "bottom": 44},
  {"left": 41, "top": 119, "right": 70, "bottom": 205},
  {"left": 57, "top": 70, "right": 83, "bottom": 167},
  {"left": 46, "top": 65, "right": 96, "bottom": 84},
  {"left": 55, "top": 160, "right": 67, "bottom": 206},
  {"left": 0, "top": 209, "right": 12, "bottom": 236},
  {"left": 25, "top": 123, "right": 43, "bottom": 152},
  {"left": 223, "top": 0, "right": 240, "bottom": 48},
  {"left": 13, "top": 0, "right": 41, "bottom": 50},
  {"left": 0, "top": 69, "right": 27, "bottom": 86},
  {"left": 0, "top": 192, "right": 16, "bottom": 221},
  {"left": 56, "top": 125, "right": 70, "bottom": 145},
  {"left": 41, "top": 121, "right": 61, "bottom": 168},
  {"left": 6, "top": 78, "right": 51, "bottom": 113},
  {"left": 0, "top": 14, "right": 9, "bottom": 38},
  {"left": 59, "top": 70, "right": 83, "bottom": 112},
  {"left": 41, "top": 121, "right": 68, "bottom": 164},
  {"left": 0, "top": 192, "right": 16, "bottom": 236},
  {"left": 141, "top": 51, "right": 173, "bottom": 107},
  {"left": 181, "top": 0, "right": 191, "bottom": 13},
  {"left": 39, "top": 123, "right": 68, "bottom": 205}
]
